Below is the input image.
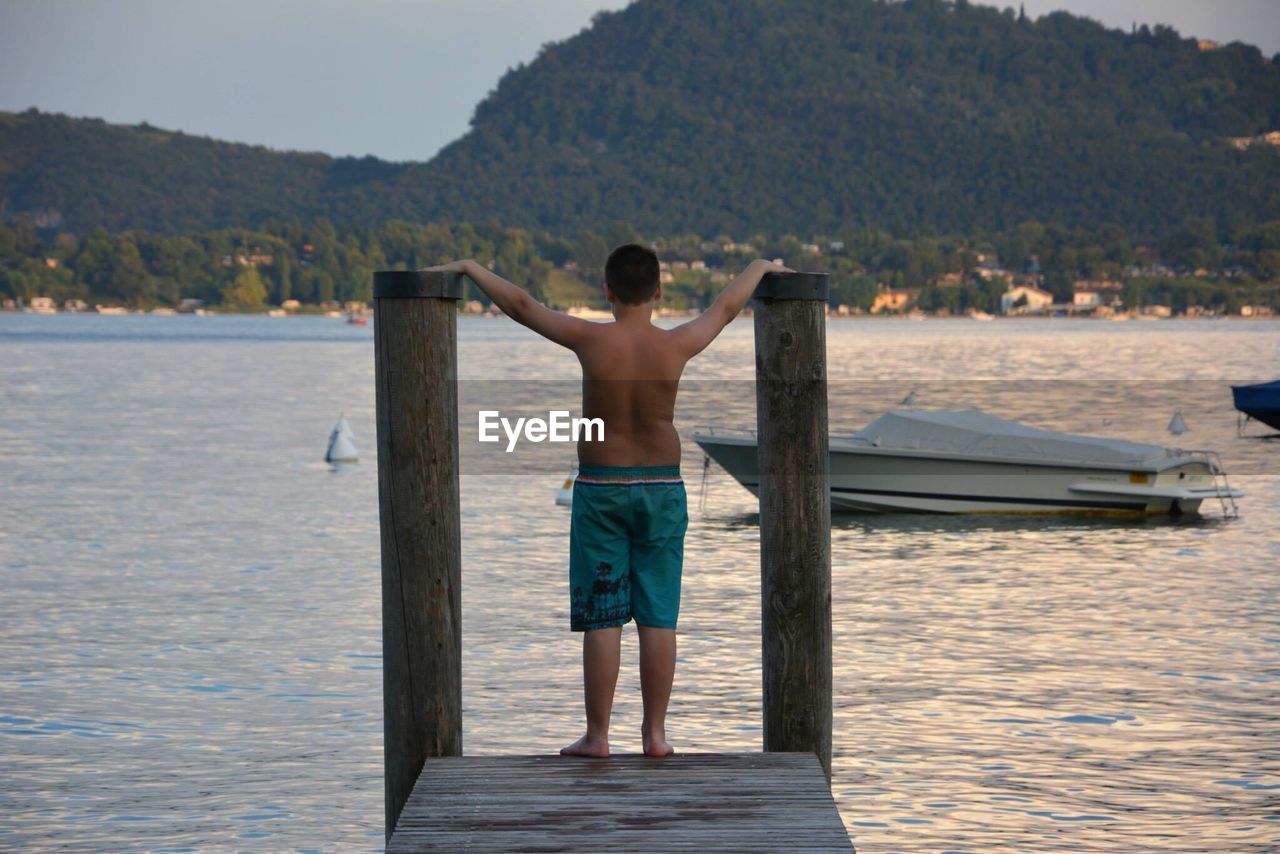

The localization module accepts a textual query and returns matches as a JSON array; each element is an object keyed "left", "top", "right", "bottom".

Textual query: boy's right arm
[
  {"left": 671, "top": 259, "right": 791, "bottom": 358},
  {"left": 422, "top": 259, "right": 595, "bottom": 351}
]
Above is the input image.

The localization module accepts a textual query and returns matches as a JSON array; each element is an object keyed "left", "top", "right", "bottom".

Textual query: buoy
[
  {"left": 326, "top": 415, "right": 359, "bottom": 463},
  {"left": 1166, "top": 410, "right": 1188, "bottom": 436},
  {"left": 555, "top": 467, "right": 577, "bottom": 507}
]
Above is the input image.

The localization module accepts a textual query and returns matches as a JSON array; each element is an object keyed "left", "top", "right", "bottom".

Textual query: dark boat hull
[{"left": 1232, "top": 380, "right": 1280, "bottom": 431}]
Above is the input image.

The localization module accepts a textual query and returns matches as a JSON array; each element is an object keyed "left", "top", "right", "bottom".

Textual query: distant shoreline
[{"left": 5, "top": 308, "right": 1279, "bottom": 322}]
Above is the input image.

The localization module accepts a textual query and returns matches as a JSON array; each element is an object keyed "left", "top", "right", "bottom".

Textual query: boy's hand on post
[
  {"left": 421, "top": 260, "right": 473, "bottom": 275},
  {"left": 668, "top": 260, "right": 794, "bottom": 359},
  {"left": 421, "top": 259, "right": 595, "bottom": 351}
]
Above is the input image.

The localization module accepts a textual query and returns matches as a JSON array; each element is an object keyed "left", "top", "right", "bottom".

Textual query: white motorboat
[{"left": 693, "top": 409, "right": 1240, "bottom": 517}]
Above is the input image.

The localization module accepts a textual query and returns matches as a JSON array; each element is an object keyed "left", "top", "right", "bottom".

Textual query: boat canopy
[{"left": 844, "top": 409, "right": 1172, "bottom": 467}]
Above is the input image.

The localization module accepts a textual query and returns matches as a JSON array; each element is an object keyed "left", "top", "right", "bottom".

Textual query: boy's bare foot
[
  {"left": 559, "top": 734, "right": 610, "bottom": 758},
  {"left": 642, "top": 730, "right": 674, "bottom": 758}
]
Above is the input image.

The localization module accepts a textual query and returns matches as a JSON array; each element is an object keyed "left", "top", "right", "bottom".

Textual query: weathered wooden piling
[
  {"left": 752, "top": 271, "right": 833, "bottom": 779},
  {"left": 374, "top": 270, "right": 466, "bottom": 840}
]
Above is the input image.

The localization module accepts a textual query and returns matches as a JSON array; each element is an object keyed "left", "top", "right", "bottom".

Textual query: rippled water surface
[{"left": 2, "top": 313, "right": 1279, "bottom": 851}]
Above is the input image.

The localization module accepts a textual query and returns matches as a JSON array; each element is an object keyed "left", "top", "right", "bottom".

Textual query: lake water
[{"left": 2, "top": 313, "right": 1278, "bottom": 851}]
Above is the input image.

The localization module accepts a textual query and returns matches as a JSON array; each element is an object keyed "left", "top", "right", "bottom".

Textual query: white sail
[
  {"left": 335, "top": 416, "right": 355, "bottom": 443},
  {"left": 1167, "top": 410, "right": 1188, "bottom": 436},
  {"left": 326, "top": 416, "right": 359, "bottom": 463}
]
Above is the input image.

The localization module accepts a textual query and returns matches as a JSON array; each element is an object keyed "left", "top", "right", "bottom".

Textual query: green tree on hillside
[
  {"left": 73, "top": 229, "right": 151, "bottom": 305},
  {"left": 222, "top": 267, "right": 268, "bottom": 310}
]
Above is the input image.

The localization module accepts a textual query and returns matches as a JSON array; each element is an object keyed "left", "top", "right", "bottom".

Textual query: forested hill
[
  {"left": 0, "top": 110, "right": 409, "bottom": 234},
  {"left": 422, "top": 0, "right": 1280, "bottom": 238},
  {"left": 5, "top": 0, "right": 1280, "bottom": 239}
]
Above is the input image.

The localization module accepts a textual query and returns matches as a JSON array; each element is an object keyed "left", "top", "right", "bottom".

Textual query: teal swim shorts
[{"left": 569, "top": 465, "right": 688, "bottom": 632}]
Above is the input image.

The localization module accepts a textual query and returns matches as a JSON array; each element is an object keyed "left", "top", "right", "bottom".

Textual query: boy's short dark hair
[{"left": 605, "top": 243, "right": 660, "bottom": 305}]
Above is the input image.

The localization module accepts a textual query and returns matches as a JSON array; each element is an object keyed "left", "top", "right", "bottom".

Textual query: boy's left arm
[{"left": 423, "top": 260, "right": 595, "bottom": 350}]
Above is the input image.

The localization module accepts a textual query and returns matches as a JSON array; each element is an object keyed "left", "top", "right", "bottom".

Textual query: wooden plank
[{"left": 387, "top": 752, "right": 852, "bottom": 852}]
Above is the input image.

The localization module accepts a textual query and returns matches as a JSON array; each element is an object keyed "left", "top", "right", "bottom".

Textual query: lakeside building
[
  {"left": 1228, "top": 130, "right": 1280, "bottom": 151},
  {"left": 1000, "top": 285, "right": 1054, "bottom": 315},
  {"left": 1072, "top": 280, "right": 1124, "bottom": 309},
  {"left": 220, "top": 249, "right": 276, "bottom": 269},
  {"left": 871, "top": 286, "right": 920, "bottom": 314}
]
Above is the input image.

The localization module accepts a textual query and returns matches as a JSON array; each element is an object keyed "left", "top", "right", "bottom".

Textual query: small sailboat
[
  {"left": 555, "top": 466, "right": 577, "bottom": 507},
  {"left": 325, "top": 415, "right": 359, "bottom": 464},
  {"left": 1166, "top": 410, "right": 1188, "bottom": 436}
]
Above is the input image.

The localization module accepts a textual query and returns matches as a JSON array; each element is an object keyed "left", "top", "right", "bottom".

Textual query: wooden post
[
  {"left": 752, "top": 272, "right": 833, "bottom": 780},
  {"left": 374, "top": 270, "right": 465, "bottom": 841}
]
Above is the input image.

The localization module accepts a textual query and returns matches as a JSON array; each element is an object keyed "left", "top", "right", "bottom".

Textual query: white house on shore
[
  {"left": 1072, "top": 280, "right": 1124, "bottom": 310},
  {"left": 1000, "top": 285, "right": 1054, "bottom": 315}
]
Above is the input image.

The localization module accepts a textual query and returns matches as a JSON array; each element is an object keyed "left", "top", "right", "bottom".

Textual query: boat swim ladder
[{"left": 1201, "top": 449, "right": 1239, "bottom": 520}]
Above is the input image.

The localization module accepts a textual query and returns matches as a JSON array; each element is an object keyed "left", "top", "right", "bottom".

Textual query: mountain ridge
[{"left": 3, "top": 0, "right": 1279, "bottom": 239}]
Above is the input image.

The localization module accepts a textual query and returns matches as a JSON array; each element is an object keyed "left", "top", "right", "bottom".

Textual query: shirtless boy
[{"left": 426, "top": 245, "right": 788, "bottom": 757}]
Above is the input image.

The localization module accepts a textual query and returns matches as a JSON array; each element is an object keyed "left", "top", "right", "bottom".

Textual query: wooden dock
[
  {"left": 386, "top": 752, "right": 852, "bottom": 852},
  {"left": 374, "top": 271, "right": 839, "bottom": 847}
]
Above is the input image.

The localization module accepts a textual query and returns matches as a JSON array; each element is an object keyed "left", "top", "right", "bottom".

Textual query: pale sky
[{"left": 1, "top": 0, "right": 1276, "bottom": 163}]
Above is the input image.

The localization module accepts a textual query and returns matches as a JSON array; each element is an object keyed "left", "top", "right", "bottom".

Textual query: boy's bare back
[{"left": 574, "top": 322, "right": 685, "bottom": 467}]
